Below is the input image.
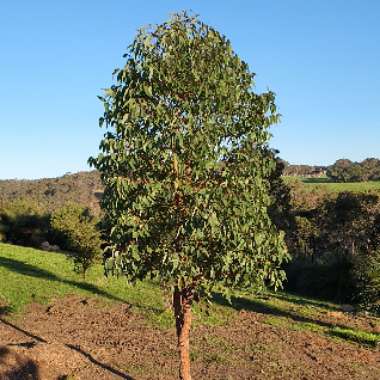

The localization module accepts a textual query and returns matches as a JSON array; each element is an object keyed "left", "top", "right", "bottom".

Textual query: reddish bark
[{"left": 173, "top": 287, "right": 193, "bottom": 380}]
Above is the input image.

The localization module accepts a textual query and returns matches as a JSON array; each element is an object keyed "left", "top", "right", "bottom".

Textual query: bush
[
  {"left": 351, "top": 250, "right": 380, "bottom": 315},
  {"left": 285, "top": 252, "right": 354, "bottom": 302},
  {"left": 285, "top": 249, "right": 380, "bottom": 315},
  {"left": 0, "top": 199, "right": 49, "bottom": 246},
  {"left": 0, "top": 220, "right": 7, "bottom": 242},
  {"left": 51, "top": 203, "right": 102, "bottom": 278}
]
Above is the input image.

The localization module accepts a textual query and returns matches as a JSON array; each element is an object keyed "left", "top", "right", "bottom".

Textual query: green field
[
  {"left": 284, "top": 176, "right": 380, "bottom": 193},
  {"left": 0, "top": 242, "right": 379, "bottom": 347},
  {"left": 303, "top": 179, "right": 380, "bottom": 192}
]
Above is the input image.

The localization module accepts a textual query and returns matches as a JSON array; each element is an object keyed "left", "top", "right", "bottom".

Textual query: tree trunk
[{"left": 173, "top": 287, "right": 192, "bottom": 380}]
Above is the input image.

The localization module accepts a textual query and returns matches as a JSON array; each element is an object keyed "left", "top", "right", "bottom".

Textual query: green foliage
[
  {"left": 320, "top": 192, "right": 380, "bottom": 256},
  {"left": 327, "top": 158, "right": 380, "bottom": 183},
  {"left": 292, "top": 216, "right": 319, "bottom": 258},
  {"left": 285, "top": 177, "right": 332, "bottom": 210},
  {"left": 0, "top": 216, "right": 8, "bottom": 242},
  {"left": 267, "top": 150, "right": 294, "bottom": 235},
  {"left": 283, "top": 190, "right": 380, "bottom": 305},
  {"left": 285, "top": 253, "right": 355, "bottom": 302},
  {"left": 51, "top": 203, "right": 102, "bottom": 278},
  {"left": 90, "top": 12, "right": 289, "bottom": 300},
  {"left": 351, "top": 250, "right": 380, "bottom": 315}
]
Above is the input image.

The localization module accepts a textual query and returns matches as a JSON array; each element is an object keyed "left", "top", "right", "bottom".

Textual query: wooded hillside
[{"left": 0, "top": 171, "right": 102, "bottom": 214}]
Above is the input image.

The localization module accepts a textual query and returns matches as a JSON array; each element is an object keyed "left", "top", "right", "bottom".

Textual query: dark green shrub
[
  {"left": 51, "top": 203, "right": 102, "bottom": 278},
  {"left": 285, "top": 252, "right": 354, "bottom": 302},
  {"left": 0, "top": 199, "right": 49, "bottom": 246},
  {"left": 351, "top": 250, "right": 380, "bottom": 315},
  {"left": 0, "top": 220, "right": 7, "bottom": 242}
]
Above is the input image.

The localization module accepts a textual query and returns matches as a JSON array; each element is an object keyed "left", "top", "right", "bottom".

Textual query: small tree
[
  {"left": 51, "top": 203, "right": 102, "bottom": 278},
  {"left": 90, "top": 13, "right": 289, "bottom": 380}
]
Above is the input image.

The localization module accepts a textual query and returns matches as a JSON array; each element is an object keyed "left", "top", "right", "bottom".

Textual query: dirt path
[{"left": 0, "top": 296, "right": 379, "bottom": 379}]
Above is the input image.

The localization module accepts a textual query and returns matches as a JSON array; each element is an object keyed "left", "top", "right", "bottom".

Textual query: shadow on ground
[
  {"left": 269, "top": 292, "right": 341, "bottom": 312},
  {"left": 0, "top": 305, "right": 11, "bottom": 317},
  {"left": 214, "top": 293, "right": 379, "bottom": 346},
  {"left": 66, "top": 344, "right": 134, "bottom": 379},
  {"left": 0, "top": 346, "right": 39, "bottom": 380},
  {"left": 0, "top": 256, "right": 126, "bottom": 304},
  {"left": 0, "top": 256, "right": 164, "bottom": 315},
  {"left": 213, "top": 293, "right": 349, "bottom": 332},
  {"left": 0, "top": 319, "right": 135, "bottom": 379}
]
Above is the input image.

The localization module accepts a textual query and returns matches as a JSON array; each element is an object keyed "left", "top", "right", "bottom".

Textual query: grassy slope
[
  {"left": 0, "top": 243, "right": 230, "bottom": 328},
  {"left": 0, "top": 243, "right": 168, "bottom": 322},
  {"left": 0, "top": 243, "right": 379, "bottom": 347}
]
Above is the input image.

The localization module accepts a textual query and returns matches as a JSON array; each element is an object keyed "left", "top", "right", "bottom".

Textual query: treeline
[
  {"left": 284, "top": 157, "right": 380, "bottom": 182},
  {"left": 326, "top": 158, "right": 380, "bottom": 182},
  {"left": 283, "top": 164, "right": 327, "bottom": 177}
]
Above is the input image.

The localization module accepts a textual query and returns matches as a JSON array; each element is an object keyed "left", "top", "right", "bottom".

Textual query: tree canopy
[
  {"left": 89, "top": 12, "right": 289, "bottom": 379},
  {"left": 327, "top": 158, "right": 380, "bottom": 182}
]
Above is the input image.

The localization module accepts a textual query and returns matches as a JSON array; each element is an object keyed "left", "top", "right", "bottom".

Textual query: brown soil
[{"left": 0, "top": 296, "right": 379, "bottom": 380}]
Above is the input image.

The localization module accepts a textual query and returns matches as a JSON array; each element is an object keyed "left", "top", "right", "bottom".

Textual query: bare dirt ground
[{"left": 0, "top": 296, "right": 379, "bottom": 380}]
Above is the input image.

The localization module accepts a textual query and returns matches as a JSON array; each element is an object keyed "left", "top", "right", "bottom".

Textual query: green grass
[
  {"left": 0, "top": 242, "right": 379, "bottom": 348},
  {"left": 0, "top": 244, "right": 134, "bottom": 309},
  {"left": 284, "top": 176, "right": 380, "bottom": 193},
  {"left": 263, "top": 316, "right": 324, "bottom": 333},
  {"left": 303, "top": 181, "right": 380, "bottom": 193},
  {"left": 0, "top": 243, "right": 168, "bottom": 322},
  {"left": 330, "top": 327, "right": 380, "bottom": 347}
]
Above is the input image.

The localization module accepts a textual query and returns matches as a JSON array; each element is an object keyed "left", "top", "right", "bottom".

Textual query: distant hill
[{"left": 0, "top": 171, "right": 102, "bottom": 214}]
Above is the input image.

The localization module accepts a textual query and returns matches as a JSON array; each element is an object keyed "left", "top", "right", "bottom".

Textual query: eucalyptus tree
[{"left": 90, "top": 12, "right": 289, "bottom": 380}]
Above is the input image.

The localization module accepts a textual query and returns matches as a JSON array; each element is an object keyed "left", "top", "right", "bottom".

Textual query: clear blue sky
[{"left": 1, "top": 1, "right": 379, "bottom": 179}]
